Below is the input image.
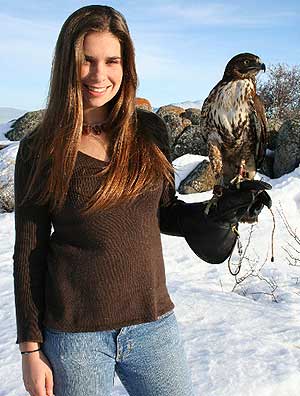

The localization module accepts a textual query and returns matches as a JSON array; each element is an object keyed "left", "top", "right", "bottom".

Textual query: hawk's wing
[
  {"left": 200, "top": 96, "right": 212, "bottom": 137},
  {"left": 200, "top": 96, "right": 210, "bottom": 127},
  {"left": 200, "top": 82, "right": 223, "bottom": 132},
  {"left": 200, "top": 85, "right": 225, "bottom": 184},
  {"left": 250, "top": 94, "right": 268, "bottom": 169}
]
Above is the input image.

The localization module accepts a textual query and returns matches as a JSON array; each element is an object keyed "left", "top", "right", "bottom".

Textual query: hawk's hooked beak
[{"left": 260, "top": 63, "right": 266, "bottom": 72}]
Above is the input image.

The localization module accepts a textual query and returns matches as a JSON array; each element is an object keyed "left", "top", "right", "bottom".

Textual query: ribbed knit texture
[{"left": 13, "top": 112, "right": 175, "bottom": 344}]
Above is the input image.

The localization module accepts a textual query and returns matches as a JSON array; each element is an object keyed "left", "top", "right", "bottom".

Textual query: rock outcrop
[
  {"left": 178, "top": 160, "right": 215, "bottom": 194},
  {"left": 156, "top": 105, "right": 208, "bottom": 160},
  {"left": 182, "top": 108, "right": 202, "bottom": 125},
  {"left": 0, "top": 144, "right": 18, "bottom": 212},
  {"left": 173, "top": 125, "right": 208, "bottom": 160},
  {"left": 5, "top": 110, "right": 45, "bottom": 141},
  {"left": 273, "top": 117, "right": 300, "bottom": 178},
  {"left": 135, "top": 97, "right": 152, "bottom": 112}
]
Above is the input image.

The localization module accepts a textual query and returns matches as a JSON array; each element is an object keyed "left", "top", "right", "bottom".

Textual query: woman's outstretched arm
[{"left": 13, "top": 138, "right": 52, "bottom": 345}]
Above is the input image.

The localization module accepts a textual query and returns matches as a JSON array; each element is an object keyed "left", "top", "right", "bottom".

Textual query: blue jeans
[{"left": 41, "top": 309, "right": 195, "bottom": 396}]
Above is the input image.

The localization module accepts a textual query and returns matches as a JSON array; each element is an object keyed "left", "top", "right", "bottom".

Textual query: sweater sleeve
[{"left": 13, "top": 139, "right": 51, "bottom": 344}]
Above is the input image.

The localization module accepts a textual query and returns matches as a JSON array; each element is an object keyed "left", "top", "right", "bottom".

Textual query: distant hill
[
  {"left": 0, "top": 108, "right": 27, "bottom": 124},
  {"left": 171, "top": 100, "right": 203, "bottom": 109},
  {"left": 153, "top": 99, "right": 203, "bottom": 112}
]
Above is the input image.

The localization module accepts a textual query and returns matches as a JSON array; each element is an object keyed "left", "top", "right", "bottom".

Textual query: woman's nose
[{"left": 91, "top": 62, "right": 106, "bottom": 82}]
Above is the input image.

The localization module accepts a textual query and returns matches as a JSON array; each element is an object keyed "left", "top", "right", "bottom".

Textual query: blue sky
[{"left": 0, "top": 0, "right": 299, "bottom": 110}]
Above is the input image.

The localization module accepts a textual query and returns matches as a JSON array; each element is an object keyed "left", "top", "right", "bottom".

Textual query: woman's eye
[{"left": 83, "top": 56, "right": 91, "bottom": 63}]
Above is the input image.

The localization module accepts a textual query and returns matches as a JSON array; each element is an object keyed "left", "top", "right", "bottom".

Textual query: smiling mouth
[{"left": 84, "top": 84, "right": 110, "bottom": 93}]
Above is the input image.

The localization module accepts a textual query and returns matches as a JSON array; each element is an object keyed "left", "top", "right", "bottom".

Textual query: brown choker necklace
[{"left": 82, "top": 123, "right": 103, "bottom": 135}]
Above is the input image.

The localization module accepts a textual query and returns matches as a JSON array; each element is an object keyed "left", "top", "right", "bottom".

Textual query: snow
[
  {"left": 1, "top": 142, "right": 300, "bottom": 395},
  {"left": 153, "top": 99, "right": 203, "bottom": 112},
  {"left": 171, "top": 99, "right": 203, "bottom": 109},
  {"left": 0, "top": 143, "right": 19, "bottom": 189}
]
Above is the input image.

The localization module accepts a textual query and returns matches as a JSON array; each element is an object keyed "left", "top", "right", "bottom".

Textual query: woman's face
[{"left": 81, "top": 31, "right": 123, "bottom": 114}]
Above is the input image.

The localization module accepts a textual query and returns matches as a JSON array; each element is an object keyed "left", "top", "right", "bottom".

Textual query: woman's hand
[{"left": 22, "top": 350, "right": 54, "bottom": 396}]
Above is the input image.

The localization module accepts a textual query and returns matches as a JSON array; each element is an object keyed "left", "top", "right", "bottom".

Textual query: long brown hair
[{"left": 20, "top": 5, "right": 174, "bottom": 215}]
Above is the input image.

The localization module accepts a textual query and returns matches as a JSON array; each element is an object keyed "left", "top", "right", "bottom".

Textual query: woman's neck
[{"left": 83, "top": 106, "right": 108, "bottom": 125}]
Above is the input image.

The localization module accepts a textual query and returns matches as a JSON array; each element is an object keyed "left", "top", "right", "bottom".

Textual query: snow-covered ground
[{"left": 1, "top": 140, "right": 300, "bottom": 395}]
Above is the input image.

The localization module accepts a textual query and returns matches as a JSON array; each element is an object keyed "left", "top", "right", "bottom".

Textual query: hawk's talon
[{"left": 204, "top": 195, "right": 219, "bottom": 215}]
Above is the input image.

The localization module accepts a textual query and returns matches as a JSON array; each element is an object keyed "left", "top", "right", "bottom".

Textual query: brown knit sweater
[
  {"left": 13, "top": 111, "right": 179, "bottom": 344},
  {"left": 13, "top": 110, "right": 237, "bottom": 344}
]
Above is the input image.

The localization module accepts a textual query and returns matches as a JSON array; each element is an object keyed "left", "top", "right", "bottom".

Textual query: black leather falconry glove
[
  {"left": 208, "top": 180, "right": 272, "bottom": 224},
  {"left": 159, "top": 180, "right": 272, "bottom": 264}
]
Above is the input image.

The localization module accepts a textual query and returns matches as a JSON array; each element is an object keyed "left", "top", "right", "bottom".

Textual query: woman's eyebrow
[{"left": 83, "top": 55, "right": 122, "bottom": 60}]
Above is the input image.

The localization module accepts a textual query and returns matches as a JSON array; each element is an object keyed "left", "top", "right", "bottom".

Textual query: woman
[{"left": 13, "top": 5, "right": 271, "bottom": 396}]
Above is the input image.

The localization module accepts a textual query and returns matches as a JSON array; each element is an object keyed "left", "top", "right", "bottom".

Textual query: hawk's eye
[{"left": 243, "top": 60, "right": 250, "bottom": 65}]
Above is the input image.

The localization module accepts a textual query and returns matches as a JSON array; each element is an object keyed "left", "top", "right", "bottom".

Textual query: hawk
[{"left": 201, "top": 53, "right": 268, "bottom": 188}]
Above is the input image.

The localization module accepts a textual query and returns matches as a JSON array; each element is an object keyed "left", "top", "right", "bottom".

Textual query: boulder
[
  {"left": 135, "top": 97, "right": 152, "bottom": 112},
  {"left": 259, "top": 150, "right": 274, "bottom": 178},
  {"left": 0, "top": 143, "right": 18, "bottom": 213},
  {"left": 0, "top": 182, "right": 14, "bottom": 212},
  {"left": 5, "top": 109, "right": 45, "bottom": 141},
  {"left": 273, "top": 117, "right": 300, "bottom": 178},
  {"left": 267, "top": 118, "right": 283, "bottom": 151},
  {"left": 183, "top": 108, "right": 202, "bottom": 125},
  {"left": 156, "top": 106, "right": 208, "bottom": 160},
  {"left": 162, "top": 113, "right": 186, "bottom": 144},
  {"left": 156, "top": 105, "right": 193, "bottom": 150},
  {"left": 173, "top": 125, "right": 208, "bottom": 160},
  {"left": 156, "top": 105, "right": 186, "bottom": 119},
  {"left": 178, "top": 160, "right": 215, "bottom": 194}
]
